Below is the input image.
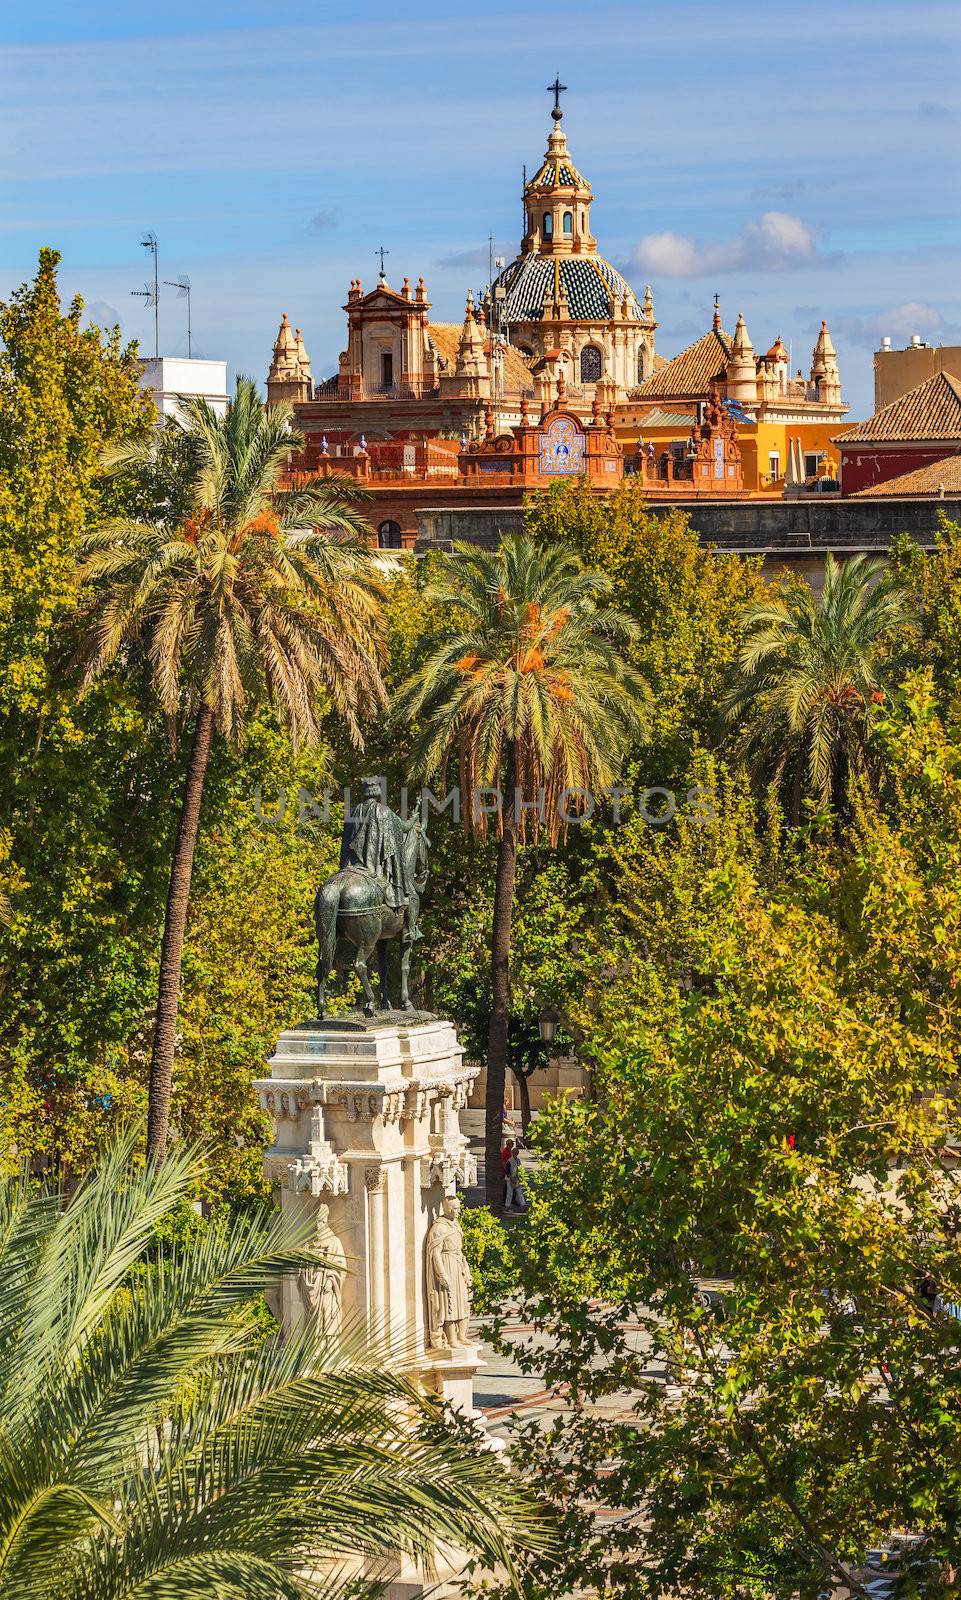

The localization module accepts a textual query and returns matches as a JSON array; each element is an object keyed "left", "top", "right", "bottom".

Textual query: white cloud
[
  {"left": 873, "top": 301, "right": 946, "bottom": 342},
  {"left": 834, "top": 301, "right": 954, "bottom": 348},
  {"left": 631, "top": 231, "right": 701, "bottom": 277},
  {"left": 82, "top": 299, "right": 122, "bottom": 331},
  {"left": 632, "top": 211, "right": 829, "bottom": 278}
]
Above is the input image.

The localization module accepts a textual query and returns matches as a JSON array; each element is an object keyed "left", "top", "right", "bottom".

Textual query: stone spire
[
  {"left": 643, "top": 284, "right": 655, "bottom": 321},
  {"left": 725, "top": 312, "right": 757, "bottom": 405},
  {"left": 809, "top": 319, "right": 841, "bottom": 406},
  {"left": 267, "top": 312, "right": 310, "bottom": 405},
  {"left": 294, "top": 327, "right": 312, "bottom": 391},
  {"left": 521, "top": 91, "right": 595, "bottom": 259},
  {"left": 269, "top": 312, "right": 297, "bottom": 376},
  {"left": 440, "top": 291, "right": 491, "bottom": 401},
  {"left": 456, "top": 292, "right": 489, "bottom": 380}
]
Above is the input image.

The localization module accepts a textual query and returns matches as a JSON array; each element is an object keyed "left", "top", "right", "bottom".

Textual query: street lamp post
[{"left": 538, "top": 1005, "right": 560, "bottom": 1047}]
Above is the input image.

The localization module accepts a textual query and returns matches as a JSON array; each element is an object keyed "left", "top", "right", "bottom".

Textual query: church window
[
  {"left": 380, "top": 352, "right": 393, "bottom": 390},
  {"left": 563, "top": 211, "right": 573, "bottom": 236},
  {"left": 580, "top": 345, "right": 602, "bottom": 383},
  {"left": 543, "top": 212, "right": 553, "bottom": 238},
  {"left": 636, "top": 348, "right": 647, "bottom": 385},
  {"left": 378, "top": 519, "right": 402, "bottom": 550}
]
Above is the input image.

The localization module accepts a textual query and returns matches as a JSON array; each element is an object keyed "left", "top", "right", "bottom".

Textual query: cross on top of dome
[{"left": 547, "top": 75, "right": 567, "bottom": 123}]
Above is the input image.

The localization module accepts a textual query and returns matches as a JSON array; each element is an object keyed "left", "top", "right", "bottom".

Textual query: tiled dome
[{"left": 494, "top": 252, "right": 645, "bottom": 324}]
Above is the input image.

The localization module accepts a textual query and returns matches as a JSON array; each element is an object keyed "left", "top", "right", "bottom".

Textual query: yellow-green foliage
[
  {"left": 493, "top": 696, "right": 961, "bottom": 1599},
  {"left": 0, "top": 248, "right": 153, "bottom": 721},
  {"left": 525, "top": 477, "right": 765, "bottom": 773}
]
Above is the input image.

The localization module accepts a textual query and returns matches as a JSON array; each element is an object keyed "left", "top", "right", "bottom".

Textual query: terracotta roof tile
[
  {"left": 497, "top": 342, "right": 536, "bottom": 390},
  {"left": 841, "top": 371, "right": 961, "bottom": 443},
  {"left": 633, "top": 326, "right": 732, "bottom": 399},
  {"left": 426, "top": 322, "right": 461, "bottom": 369},
  {"left": 426, "top": 324, "right": 534, "bottom": 392},
  {"left": 852, "top": 452, "right": 961, "bottom": 497}
]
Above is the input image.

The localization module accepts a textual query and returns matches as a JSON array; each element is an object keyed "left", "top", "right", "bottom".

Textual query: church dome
[{"left": 494, "top": 252, "right": 644, "bottom": 324}]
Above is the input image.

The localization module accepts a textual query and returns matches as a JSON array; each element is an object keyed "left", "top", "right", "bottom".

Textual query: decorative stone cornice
[
  {"left": 420, "top": 1141, "right": 478, "bottom": 1193},
  {"left": 261, "top": 1102, "right": 349, "bottom": 1194},
  {"left": 253, "top": 1068, "right": 479, "bottom": 1127}
]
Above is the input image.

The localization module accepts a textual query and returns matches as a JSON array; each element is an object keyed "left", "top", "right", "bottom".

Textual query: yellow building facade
[{"left": 612, "top": 309, "right": 851, "bottom": 496}]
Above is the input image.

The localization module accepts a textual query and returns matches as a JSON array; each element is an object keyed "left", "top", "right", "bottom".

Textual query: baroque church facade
[{"left": 267, "top": 87, "right": 848, "bottom": 506}]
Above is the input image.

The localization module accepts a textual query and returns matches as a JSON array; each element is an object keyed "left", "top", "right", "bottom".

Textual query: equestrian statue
[{"left": 314, "top": 778, "right": 429, "bottom": 1016}]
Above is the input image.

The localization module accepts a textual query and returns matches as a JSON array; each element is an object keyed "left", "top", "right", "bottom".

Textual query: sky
[{"left": 1, "top": 0, "right": 959, "bottom": 419}]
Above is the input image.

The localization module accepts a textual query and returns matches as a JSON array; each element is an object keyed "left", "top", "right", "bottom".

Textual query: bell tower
[{"left": 522, "top": 79, "right": 596, "bottom": 259}]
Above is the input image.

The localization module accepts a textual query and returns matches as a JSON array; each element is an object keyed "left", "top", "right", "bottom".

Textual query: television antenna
[
  {"left": 131, "top": 232, "right": 159, "bottom": 356},
  {"left": 164, "top": 274, "right": 192, "bottom": 358}
]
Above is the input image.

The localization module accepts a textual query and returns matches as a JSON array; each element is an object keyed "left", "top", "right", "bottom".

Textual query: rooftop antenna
[
  {"left": 164, "top": 274, "right": 191, "bottom": 358},
  {"left": 376, "top": 244, "right": 389, "bottom": 283},
  {"left": 135, "top": 232, "right": 159, "bottom": 356}
]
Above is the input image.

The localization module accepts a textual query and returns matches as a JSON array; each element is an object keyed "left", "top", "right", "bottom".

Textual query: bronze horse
[{"left": 314, "top": 820, "right": 428, "bottom": 1016}]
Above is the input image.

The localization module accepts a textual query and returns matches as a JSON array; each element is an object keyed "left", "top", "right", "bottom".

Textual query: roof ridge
[{"left": 842, "top": 367, "right": 961, "bottom": 442}]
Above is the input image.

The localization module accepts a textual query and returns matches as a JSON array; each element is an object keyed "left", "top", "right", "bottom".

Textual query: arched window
[
  {"left": 580, "top": 345, "right": 602, "bottom": 383},
  {"left": 637, "top": 348, "right": 647, "bottom": 385},
  {"left": 543, "top": 212, "right": 553, "bottom": 238},
  {"left": 377, "top": 519, "right": 402, "bottom": 550},
  {"left": 563, "top": 211, "right": 573, "bottom": 236}
]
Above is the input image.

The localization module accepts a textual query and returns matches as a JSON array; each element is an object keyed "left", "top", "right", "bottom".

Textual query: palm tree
[
  {"left": 722, "top": 553, "right": 911, "bottom": 822},
  {"left": 0, "top": 1135, "right": 551, "bottom": 1599},
  {"left": 77, "top": 378, "right": 386, "bottom": 1162},
  {"left": 394, "top": 537, "right": 649, "bottom": 1211}
]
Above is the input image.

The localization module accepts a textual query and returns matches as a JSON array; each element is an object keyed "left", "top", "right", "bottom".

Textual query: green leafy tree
[
  {"left": 394, "top": 536, "right": 649, "bottom": 1211},
  {"left": 723, "top": 553, "right": 911, "bottom": 821},
  {"left": 0, "top": 252, "right": 165, "bottom": 1176},
  {"left": 0, "top": 1135, "right": 551, "bottom": 1598},
  {"left": 525, "top": 477, "right": 764, "bottom": 780},
  {"left": 170, "top": 721, "right": 340, "bottom": 1205},
  {"left": 0, "top": 248, "right": 153, "bottom": 726},
  {"left": 889, "top": 516, "right": 961, "bottom": 701},
  {"left": 483, "top": 733, "right": 961, "bottom": 1600},
  {"left": 76, "top": 378, "right": 386, "bottom": 1161}
]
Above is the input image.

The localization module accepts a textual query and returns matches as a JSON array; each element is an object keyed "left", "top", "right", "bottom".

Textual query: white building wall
[{"left": 138, "top": 357, "right": 229, "bottom": 422}]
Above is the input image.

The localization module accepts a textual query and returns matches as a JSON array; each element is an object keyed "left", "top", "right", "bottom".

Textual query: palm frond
[
  {"left": 0, "top": 1141, "right": 552, "bottom": 1600},
  {"left": 76, "top": 376, "right": 387, "bottom": 751},
  {"left": 722, "top": 554, "right": 912, "bottom": 817}
]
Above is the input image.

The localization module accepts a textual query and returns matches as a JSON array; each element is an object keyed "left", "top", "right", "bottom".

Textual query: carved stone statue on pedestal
[
  {"left": 425, "top": 1195, "right": 472, "bottom": 1349},
  {"left": 314, "top": 777, "right": 429, "bottom": 1016},
  {"left": 299, "top": 1204, "right": 347, "bottom": 1342}
]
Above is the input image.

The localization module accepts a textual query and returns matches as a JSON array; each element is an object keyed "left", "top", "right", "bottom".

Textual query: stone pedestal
[{"left": 254, "top": 1013, "right": 481, "bottom": 1414}]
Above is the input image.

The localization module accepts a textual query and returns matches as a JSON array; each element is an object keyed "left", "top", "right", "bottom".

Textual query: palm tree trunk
[
  {"left": 147, "top": 705, "right": 215, "bottom": 1163},
  {"left": 485, "top": 743, "right": 519, "bottom": 1214}
]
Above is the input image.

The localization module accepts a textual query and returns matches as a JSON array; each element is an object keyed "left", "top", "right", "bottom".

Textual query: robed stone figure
[
  {"left": 299, "top": 1205, "right": 346, "bottom": 1342},
  {"left": 425, "top": 1195, "right": 472, "bottom": 1349}
]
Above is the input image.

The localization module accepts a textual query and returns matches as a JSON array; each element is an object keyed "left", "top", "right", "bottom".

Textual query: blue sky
[{"left": 1, "top": 0, "right": 959, "bottom": 418}]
